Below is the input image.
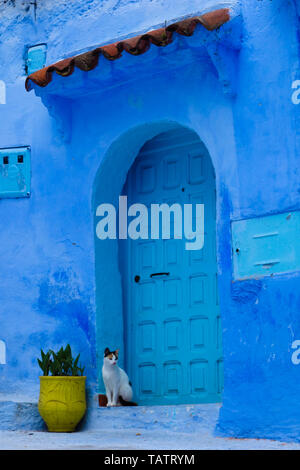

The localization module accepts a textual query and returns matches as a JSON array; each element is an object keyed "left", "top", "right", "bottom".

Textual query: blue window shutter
[{"left": 26, "top": 44, "right": 47, "bottom": 75}]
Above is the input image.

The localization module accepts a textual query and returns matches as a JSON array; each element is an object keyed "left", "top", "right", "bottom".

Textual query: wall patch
[
  {"left": 0, "top": 147, "right": 31, "bottom": 198},
  {"left": 232, "top": 210, "right": 300, "bottom": 280}
]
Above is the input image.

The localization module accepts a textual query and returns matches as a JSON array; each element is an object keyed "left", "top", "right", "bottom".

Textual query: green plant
[
  {"left": 37, "top": 344, "right": 85, "bottom": 377},
  {"left": 37, "top": 349, "right": 51, "bottom": 376}
]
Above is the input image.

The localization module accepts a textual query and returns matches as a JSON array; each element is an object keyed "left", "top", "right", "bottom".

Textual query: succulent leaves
[{"left": 37, "top": 344, "right": 85, "bottom": 376}]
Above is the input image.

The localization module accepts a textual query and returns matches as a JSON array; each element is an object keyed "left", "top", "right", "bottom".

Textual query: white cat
[{"left": 102, "top": 347, "right": 135, "bottom": 407}]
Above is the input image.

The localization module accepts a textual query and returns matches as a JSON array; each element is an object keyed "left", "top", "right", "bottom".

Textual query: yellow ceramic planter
[{"left": 38, "top": 376, "right": 86, "bottom": 432}]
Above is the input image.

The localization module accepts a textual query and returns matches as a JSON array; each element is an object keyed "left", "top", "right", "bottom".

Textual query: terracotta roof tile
[{"left": 25, "top": 8, "right": 230, "bottom": 91}]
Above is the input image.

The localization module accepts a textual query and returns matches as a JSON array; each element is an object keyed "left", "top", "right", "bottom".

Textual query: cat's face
[{"left": 104, "top": 347, "right": 119, "bottom": 366}]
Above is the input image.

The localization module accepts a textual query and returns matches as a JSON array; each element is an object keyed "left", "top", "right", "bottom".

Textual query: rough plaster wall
[
  {"left": 217, "top": 0, "right": 300, "bottom": 442},
  {"left": 0, "top": 0, "right": 238, "bottom": 400},
  {"left": 0, "top": 0, "right": 300, "bottom": 443},
  {"left": 0, "top": 0, "right": 239, "bottom": 79},
  {"left": 37, "top": 0, "right": 237, "bottom": 61}
]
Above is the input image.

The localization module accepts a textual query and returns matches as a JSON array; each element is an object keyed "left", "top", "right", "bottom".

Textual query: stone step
[
  {"left": 0, "top": 401, "right": 45, "bottom": 431},
  {"left": 84, "top": 403, "right": 221, "bottom": 432},
  {"left": 0, "top": 397, "right": 221, "bottom": 434}
]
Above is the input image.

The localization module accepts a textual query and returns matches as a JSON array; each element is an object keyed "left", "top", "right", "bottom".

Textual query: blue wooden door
[{"left": 120, "top": 128, "right": 223, "bottom": 405}]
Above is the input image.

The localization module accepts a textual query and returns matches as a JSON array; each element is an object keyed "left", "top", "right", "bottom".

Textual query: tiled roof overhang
[{"left": 25, "top": 8, "right": 230, "bottom": 92}]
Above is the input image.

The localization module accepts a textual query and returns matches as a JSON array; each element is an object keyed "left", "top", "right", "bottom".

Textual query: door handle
[{"left": 150, "top": 272, "right": 170, "bottom": 278}]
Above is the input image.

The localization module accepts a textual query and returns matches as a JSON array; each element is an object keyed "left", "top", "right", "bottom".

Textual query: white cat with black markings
[{"left": 102, "top": 348, "right": 136, "bottom": 407}]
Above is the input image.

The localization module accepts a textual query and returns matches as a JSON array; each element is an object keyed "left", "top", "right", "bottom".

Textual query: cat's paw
[{"left": 106, "top": 403, "right": 112, "bottom": 407}]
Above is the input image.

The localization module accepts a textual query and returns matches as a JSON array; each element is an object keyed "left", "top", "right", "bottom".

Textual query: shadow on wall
[{"left": 37, "top": 267, "right": 96, "bottom": 383}]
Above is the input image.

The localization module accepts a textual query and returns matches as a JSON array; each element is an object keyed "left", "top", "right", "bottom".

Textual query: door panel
[{"left": 120, "top": 128, "right": 223, "bottom": 405}]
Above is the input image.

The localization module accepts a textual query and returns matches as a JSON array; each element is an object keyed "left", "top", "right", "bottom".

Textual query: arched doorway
[{"left": 118, "top": 127, "right": 223, "bottom": 405}]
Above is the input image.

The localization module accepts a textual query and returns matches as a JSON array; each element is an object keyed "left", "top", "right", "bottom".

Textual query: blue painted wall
[{"left": 1, "top": 0, "right": 300, "bottom": 442}]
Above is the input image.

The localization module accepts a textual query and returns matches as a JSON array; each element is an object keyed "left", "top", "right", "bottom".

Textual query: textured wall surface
[
  {"left": 1, "top": 0, "right": 300, "bottom": 442},
  {"left": 0, "top": 0, "right": 237, "bottom": 400}
]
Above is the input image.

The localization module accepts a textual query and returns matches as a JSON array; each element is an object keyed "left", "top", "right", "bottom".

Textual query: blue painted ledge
[
  {"left": 0, "top": 401, "right": 45, "bottom": 431},
  {"left": 0, "top": 394, "right": 221, "bottom": 433}
]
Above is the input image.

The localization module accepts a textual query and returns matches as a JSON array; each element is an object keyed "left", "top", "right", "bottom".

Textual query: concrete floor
[
  {"left": 1, "top": 403, "right": 300, "bottom": 450},
  {"left": 1, "top": 428, "right": 300, "bottom": 450}
]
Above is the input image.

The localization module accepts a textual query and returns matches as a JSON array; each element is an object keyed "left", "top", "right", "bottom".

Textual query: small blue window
[{"left": 26, "top": 44, "right": 47, "bottom": 75}]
